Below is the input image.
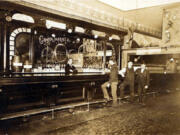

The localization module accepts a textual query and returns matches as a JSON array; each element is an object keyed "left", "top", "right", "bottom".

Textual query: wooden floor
[{"left": 1, "top": 90, "right": 180, "bottom": 135}]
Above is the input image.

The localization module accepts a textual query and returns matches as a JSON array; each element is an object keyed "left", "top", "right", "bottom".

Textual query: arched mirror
[
  {"left": 9, "top": 27, "right": 31, "bottom": 70},
  {"left": 15, "top": 33, "right": 30, "bottom": 60}
]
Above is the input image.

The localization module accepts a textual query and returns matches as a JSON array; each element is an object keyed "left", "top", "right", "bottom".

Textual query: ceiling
[
  {"left": 6, "top": 0, "right": 180, "bottom": 38},
  {"left": 98, "top": 0, "right": 180, "bottom": 11},
  {"left": 124, "top": 2, "right": 180, "bottom": 30},
  {"left": 80, "top": 0, "right": 180, "bottom": 31}
]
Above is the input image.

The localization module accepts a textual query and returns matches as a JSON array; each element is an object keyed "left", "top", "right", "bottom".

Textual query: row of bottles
[
  {"left": 33, "top": 63, "right": 66, "bottom": 72},
  {"left": 11, "top": 56, "right": 104, "bottom": 73}
]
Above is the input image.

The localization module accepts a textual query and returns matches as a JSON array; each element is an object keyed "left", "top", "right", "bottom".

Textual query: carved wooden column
[
  {"left": 0, "top": 22, "right": 3, "bottom": 73},
  {"left": 102, "top": 40, "right": 107, "bottom": 69},
  {"left": 118, "top": 35, "right": 124, "bottom": 69},
  {"left": 121, "top": 51, "right": 129, "bottom": 69},
  {"left": 29, "top": 28, "right": 35, "bottom": 66},
  {"left": 1, "top": 22, "right": 10, "bottom": 74}
]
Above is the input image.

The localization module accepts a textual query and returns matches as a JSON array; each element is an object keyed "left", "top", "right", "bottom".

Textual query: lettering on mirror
[{"left": 39, "top": 35, "right": 71, "bottom": 45}]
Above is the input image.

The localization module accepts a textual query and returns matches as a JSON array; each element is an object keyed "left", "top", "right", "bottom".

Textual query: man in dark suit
[
  {"left": 65, "top": 58, "right": 77, "bottom": 75},
  {"left": 101, "top": 58, "right": 118, "bottom": 106},
  {"left": 136, "top": 63, "right": 150, "bottom": 104},
  {"left": 119, "top": 61, "right": 135, "bottom": 102}
]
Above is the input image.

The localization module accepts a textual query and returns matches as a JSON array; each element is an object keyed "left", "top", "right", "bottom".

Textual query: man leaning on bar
[
  {"left": 101, "top": 60, "right": 137, "bottom": 106},
  {"left": 119, "top": 61, "right": 135, "bottom": 103},
  {"left": 101, "top": 57, "right": 119, "bottom": 106}
]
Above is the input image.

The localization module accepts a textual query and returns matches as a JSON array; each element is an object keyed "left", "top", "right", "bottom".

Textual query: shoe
[
  {"left": 103, "top": 98, "right": 110, "bottom": 103},
  {"left": 112, "top": 102, "right": 118, "bottom": 107},
  {"left": 139, "top": 102, "right": 146, "bottom": 106},
  {"left": 118, "top": 101, "right": 124, "bottom": 105}
]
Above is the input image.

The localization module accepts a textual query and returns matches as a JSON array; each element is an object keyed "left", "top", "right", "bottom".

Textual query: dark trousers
[
  {"left": 119, "top": 80, "right": 134, "bottom": 101},
  {"left": 138, "top": 84, "right": 146, "bottom": 103}
]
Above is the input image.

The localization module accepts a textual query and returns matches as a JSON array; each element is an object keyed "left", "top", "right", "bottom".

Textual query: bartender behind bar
[{"left": 65, "top": 58, "right": 77, "bottom": 75}]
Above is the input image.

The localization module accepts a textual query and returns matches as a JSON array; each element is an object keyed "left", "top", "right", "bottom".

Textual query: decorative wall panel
[{"left": 162, "top": 7, "right": 180, "bottom": 46}]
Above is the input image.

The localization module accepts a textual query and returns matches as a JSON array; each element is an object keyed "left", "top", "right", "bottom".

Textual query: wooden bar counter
[
  {"left": 0, "top": 73, "right": 108, "bottom": 86},
  {"left": 0, "top": 73, "right": 109, "bottom": 114}
]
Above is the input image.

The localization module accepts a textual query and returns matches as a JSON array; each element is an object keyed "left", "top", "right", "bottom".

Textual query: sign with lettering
[
  {"left": 34, "top": 31, "right": 83, "bottom": 66},
  {"left": 39, "top": 35, "right": 71, "bottom": 45},
  {"left": 136, "top": 48, "right": 161, "bottom": 55}
]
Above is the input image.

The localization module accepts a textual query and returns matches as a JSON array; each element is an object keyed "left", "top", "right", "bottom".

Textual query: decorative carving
[
  {"left": 165, "top": 30, "right": 171, "bottom": 43},
  {"left": 125, "top": 26, "right": 135, "bottom": 48}
]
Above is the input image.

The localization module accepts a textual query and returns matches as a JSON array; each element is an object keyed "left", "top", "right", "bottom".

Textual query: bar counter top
[
  {"left": 0, "top": 73, "right": 109, "bottom": 86},
  {"left": 1, "top": 71, "right": 178, "bottom": 86}
]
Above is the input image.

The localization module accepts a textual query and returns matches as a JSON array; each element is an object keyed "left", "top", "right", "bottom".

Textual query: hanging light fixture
[
  {"left": 68, "top": 29, "right": 73, "bottom": 33},
  {"left": 66, "top": 24, "right": 74, "bottom": 33},
  {"left": 109, "top": 36, "right": 112, "bottom": 41},
  {"left": 5, "top": 15, "right": 12, "bottom": 22},
  {"left": 94, "top": 35, "right": 98, "bottom": 39},
  {"left": 51, "top": 33, "right": 56, "bottom": 38}
]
